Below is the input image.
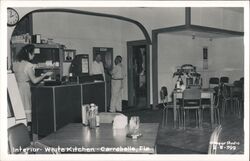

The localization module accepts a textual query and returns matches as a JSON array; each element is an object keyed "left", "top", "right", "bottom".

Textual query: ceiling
[
  {"left": 160, "top": 7, "right": 244, "bottom": 39},
  {"left": 167, "top": 28, "right": 243, "bottom": 39}
]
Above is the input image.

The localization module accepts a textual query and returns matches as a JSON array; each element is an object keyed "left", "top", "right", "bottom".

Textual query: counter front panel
[{"left": 31, "top": 82, "right": 106, "bottom": 137}]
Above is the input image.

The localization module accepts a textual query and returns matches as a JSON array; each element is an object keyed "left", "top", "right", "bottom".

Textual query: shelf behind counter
[{"left": 31, "top": 81, "right": 106, "bottom": 137}]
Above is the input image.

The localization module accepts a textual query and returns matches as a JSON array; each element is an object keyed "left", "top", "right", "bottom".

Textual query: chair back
[
  {"left": 234, "top": 80, "right": 242, "bottom": 87},
  {"left": 8, "top": 123, "right": 31, "bottom": 154},
  {"left": 209, "top": 77, "right": 219, "bottom": 88},
  {"left": 220, "top": 77, "right": 229, "bottom": 84},
  {"left": 183, "top": 88, "right": 201, "bottom": 100},
  {"left": 234, "top": 80, "right": 244, "bottom": 88},
  {"left": 240, "top": 77, "right": 244, "bottom": 84},
  {"left": 183, "top": 88, "right": 201, "bottom": 107},
  {"left": 232, "top": 86, "right": 243, "bottom": 98}
]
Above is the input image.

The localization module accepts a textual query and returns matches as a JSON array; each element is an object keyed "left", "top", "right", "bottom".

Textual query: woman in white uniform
[
  {"left": 13, "top": 44, "right": 52, "bottom": 126},
  {"left": 109, "top": 55, "right": 123, "bottom": 112}
]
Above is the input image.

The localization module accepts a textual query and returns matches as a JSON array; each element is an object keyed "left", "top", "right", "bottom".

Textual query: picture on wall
[{"left": 64, "top": 49, "right": 76, "bottom": 62}]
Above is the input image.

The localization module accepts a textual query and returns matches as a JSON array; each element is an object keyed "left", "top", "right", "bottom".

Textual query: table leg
[{"left": 173, "top": 93, "right": 177, "bottom": 128}]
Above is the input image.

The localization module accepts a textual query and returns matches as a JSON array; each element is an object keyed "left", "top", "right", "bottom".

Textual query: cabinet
[{"left": 11, "top": 43, "right": 65, "bottom": 80}]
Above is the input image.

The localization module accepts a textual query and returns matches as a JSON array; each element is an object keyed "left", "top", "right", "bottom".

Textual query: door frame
[{"left": 127, "top": 40, "right": 150, "bottom": 109}]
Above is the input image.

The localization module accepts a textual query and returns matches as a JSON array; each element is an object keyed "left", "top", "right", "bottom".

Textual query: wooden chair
[
  {"left": 8, "top": 123, "right": 59, "bottom": 154},
  {"left": 208, "top": 125, "right": 222, "bottom": 154},
  {"left": 160, "top": 86, "right": 180, "bottom": 127},
  {"left": 181, "top": 88, "right": 202, "bottom": 129}
]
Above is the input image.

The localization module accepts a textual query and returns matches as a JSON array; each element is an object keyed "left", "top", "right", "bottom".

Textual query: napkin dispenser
[
  {"left": 82, "top": 104, "right": 90, "bottom": 125},
  {"left": 113, "top": 114, "right": 128, "bottom": 129}
]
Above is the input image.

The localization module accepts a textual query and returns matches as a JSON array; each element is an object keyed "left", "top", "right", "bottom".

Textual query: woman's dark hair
[
  {"left": 16, "top": 44, "right": 35, "bottom": 62},
  {"left": 115, "top": 55, "right": 122, "bottom": 65}
]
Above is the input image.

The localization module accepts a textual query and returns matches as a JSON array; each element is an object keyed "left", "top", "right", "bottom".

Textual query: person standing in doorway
[
  {"left": 13, "top": 44, "right": 53, "bottom": 128},
  {"left": 109, "top": 55, "right": 123, "bottom": 112},
  {"left": 92, "top": 53, "right": 105, "bottom": 81}
]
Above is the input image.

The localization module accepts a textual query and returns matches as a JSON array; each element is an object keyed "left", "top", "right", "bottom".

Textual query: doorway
[
  {"left": 127, "top": 40, "right": 150, "bottom": 109},
  {"left": 93, "top": 47, "right": 113, "bottom": 110}
]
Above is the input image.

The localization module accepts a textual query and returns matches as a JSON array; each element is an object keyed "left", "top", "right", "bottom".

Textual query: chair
[
  {"left": 208, "top": 125, "right": 222, "bottom": 154},
  {"left": 221, "top": 84, "right": 231, "bottom": 118},
  {"left": 160, "top": 86, "right": 180, "bottom": 127},
  {"left": 181, "top": 88, "right": 202, "bottom": 129},
  {"left": 239, "top": 77, "right": 244, "bottom": 117},
  {"left": 220, "top": 77, "right": 229, "bottom": 84},
  {"left": 240, "top": 77, "right": 244, "bottom": 86},
  {"left": 8, "top": 123, "right": 59, "bottom": 154},
  {"left": 201, "top": 87, "right": 221, "bottom": 125},
  {"left": 8, "top": 123, "right": 31, "bottom": 154},
  {"left": 209, "top": 77, "right": 219, "bottom": 88},
  {"left": 232, "top": 82, "right": 243, "bottom": 118}
]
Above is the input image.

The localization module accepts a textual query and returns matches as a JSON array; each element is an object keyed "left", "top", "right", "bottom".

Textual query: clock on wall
[{"left": 7, "top": 8, "right": 19, "bottom": 26}]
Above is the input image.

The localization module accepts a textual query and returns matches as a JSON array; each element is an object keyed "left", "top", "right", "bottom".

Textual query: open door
[{"left": 127, "top": 40, "right": 150, "bottom": 109}]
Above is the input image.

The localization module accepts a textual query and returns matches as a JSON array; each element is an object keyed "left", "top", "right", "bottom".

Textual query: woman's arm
[{"left": 27, "top": 67, "right": 52, "bottom": 84}]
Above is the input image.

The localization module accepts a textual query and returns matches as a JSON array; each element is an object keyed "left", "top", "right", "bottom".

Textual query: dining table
[
  {"left": 39, "top": 123, "right": 159, "bottom": 154},
  {"left": 173, "top": 88, "right": 215, "bottom": 128}
]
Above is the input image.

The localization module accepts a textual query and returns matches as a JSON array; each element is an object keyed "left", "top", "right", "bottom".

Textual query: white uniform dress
[
  {"left": 110, "top": 64, "right": 123, "bottom": 112},
  {"left": 92, "top": 60, "right": 105, "bottom": 80},
  {"left": 13, "top": 60, "right": 34, "bottom": 122}
]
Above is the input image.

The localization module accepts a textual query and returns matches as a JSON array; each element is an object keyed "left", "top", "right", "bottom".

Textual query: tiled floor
[{"left": 122, "top": 107, "right": 244, "bottom": 154}]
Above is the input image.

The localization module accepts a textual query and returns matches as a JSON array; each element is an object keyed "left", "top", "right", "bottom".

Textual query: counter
[{"left": 31, "top": 81, "right": 106, "bottom": 137}]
